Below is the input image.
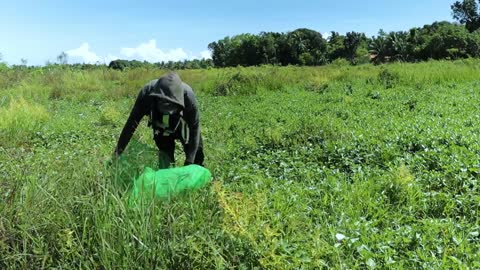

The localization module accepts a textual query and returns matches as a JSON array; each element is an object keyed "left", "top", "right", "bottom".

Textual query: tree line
[
  {"left": 206, "top": 0, "right": 480, "bottom": 67},
  {"left": 208, "top": 22, "right": 480, "bottom": 67},
  {"left": 108, "top": 58, "right": 214, "bottom": 70}
]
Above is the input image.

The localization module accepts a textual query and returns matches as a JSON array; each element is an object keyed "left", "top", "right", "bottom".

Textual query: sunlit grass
[{"left": 2, "top": 60, "right": 480, "bottom": 268}]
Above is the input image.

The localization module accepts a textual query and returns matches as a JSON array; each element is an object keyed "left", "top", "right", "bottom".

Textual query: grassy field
[{"left": 1, "top": 60, "right": 480, "bottom": 269}]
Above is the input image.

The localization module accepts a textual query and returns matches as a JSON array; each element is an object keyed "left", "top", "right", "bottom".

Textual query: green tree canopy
[{"left": 451, "top": 0, "right": 480, "bottom": 32}]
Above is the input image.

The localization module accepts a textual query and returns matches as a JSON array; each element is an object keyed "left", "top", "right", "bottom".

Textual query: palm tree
[
  {"left": 389, "top": 32, "right": 409, "bottom": 61},
  {"left": 344, "top": 32, "right": 364, "bottom": 63},
  {"left": 369, "top": 35, "right": 388, "bottom": 64}
]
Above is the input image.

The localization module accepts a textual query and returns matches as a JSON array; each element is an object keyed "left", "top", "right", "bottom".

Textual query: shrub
[
  {"left": 382, "top": 164, "right": 420, "bottom": 206},
  {"left": 99, "top": 104, "right": 121, "bottom": 126},
  {"left": 213, "top": 72, "right": 260, "bottom": 96},
  {"left": 0, "top": 98, "right": 49, "bottom": 145},
  {"left": 304, "top": 82, "right": 329, "bottom": 93},
  {"left": 378, "top": 68, "right": 400, "bottom": 89},
  {"left": 330, "top": 58, "right": 351, "bottom": 67}
]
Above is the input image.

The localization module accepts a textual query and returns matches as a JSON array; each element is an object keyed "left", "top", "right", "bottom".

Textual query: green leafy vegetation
[{"left": 1, "top": 60, "right": 480, "bottom": 268}]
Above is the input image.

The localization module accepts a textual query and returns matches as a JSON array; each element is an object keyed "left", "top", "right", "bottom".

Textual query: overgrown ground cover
[{"left": 1, "top": 60, "right": 480, "bottom": 269}]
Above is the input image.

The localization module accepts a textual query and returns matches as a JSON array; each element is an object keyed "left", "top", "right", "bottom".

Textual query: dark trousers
[{"left": 154, "top": 132, "right": 204, "bottom": 168}]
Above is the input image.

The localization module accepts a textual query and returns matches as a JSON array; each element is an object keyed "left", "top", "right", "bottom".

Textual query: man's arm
[
  {"left": 183, "top": 87, "right": 200, "bottom": 164},
  {"left": 114, "top": 89, "right": 147, "bottom": 156}
]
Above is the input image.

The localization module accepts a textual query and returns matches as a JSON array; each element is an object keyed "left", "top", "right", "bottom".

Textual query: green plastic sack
[{"left": 129, "top": 165, "right": 212, "bottom": 204}]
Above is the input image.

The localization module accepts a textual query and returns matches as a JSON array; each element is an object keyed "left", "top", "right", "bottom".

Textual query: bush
[
  {"left": 382, "top": 164, "right": 420, "bottom": 206},
  {"left": 213, "top": 72, "right": 260, "bottom": 96},
  {"left": 0, "top": 98, "right": 49, "bottom": 145},
  {"left": 0, "top": 69, "right": 27, "bottom": 89},
  {"left": 304, "top": 82, "right": 329, "bottom": 93},
  {"left": 378, "top": 68, "right": 400, "bottom": 89},
  {"left": 99, "top": 104, "right": 121, "bottom": 126},
  {"left": 330, "top": 58, "right": 351, "bottom": 67}
]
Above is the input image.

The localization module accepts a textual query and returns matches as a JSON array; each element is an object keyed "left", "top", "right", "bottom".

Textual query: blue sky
[{"left": 0, "top": 0, "right": 456, "bottom": 65}]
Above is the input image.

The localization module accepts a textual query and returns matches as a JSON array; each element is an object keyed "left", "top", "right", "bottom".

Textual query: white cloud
[
  {"left": 66, "top": 43, "right": 101, "bottom": 64},
  {"left": 64, "top": 40, "right": 207, "bottom": 65},
  {"left": 200, "top": 50, "right": 211, "bottom": 59},
  {"left": 120, "top": 40, "right": 191, "bottom": 62},
  {"left": 323, "top": 32, "right": 332, "bottom": 40}
]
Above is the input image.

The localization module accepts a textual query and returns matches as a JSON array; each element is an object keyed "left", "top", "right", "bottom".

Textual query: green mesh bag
[{"left": 129, "top": 165, "right": 212, "bottom": 204}]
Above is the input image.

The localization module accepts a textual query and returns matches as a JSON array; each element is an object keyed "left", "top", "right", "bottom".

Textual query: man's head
[{"left": 149, "top": 73, "right": 185, "bottom": 111}]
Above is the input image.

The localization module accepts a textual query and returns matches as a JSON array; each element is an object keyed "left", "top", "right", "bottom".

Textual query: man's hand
[
  {"left": 113, "top": 150, "right": 121, "bottom": 159},
  {"left": 104, "top": 150, "right": 121, "bottom": 167}
]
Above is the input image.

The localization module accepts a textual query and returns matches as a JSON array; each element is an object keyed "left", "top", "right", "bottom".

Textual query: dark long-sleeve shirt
[{"left": 114, "top": 73, "right": 200, "bottom": 163}]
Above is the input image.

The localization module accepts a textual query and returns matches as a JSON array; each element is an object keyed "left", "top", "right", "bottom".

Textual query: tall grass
[
  {"left": 2, "top": 60, "right": 480, "bottom": 268},
  {"left": 0, "top": 97, "right": 49, "bottom": 146}
]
